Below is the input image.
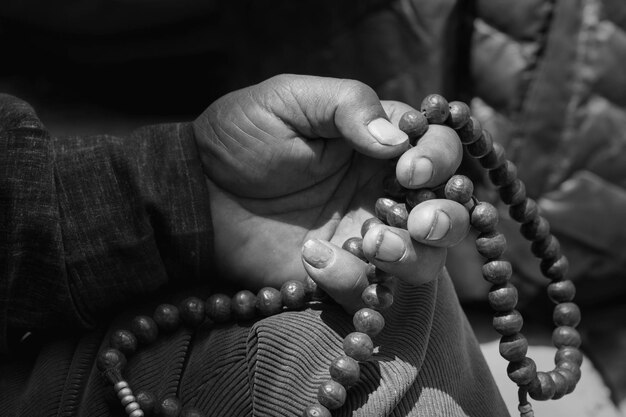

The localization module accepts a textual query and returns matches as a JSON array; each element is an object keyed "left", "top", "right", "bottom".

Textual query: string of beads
[{"left": 97, "top": 94, "right": 582, "bottom": 417}]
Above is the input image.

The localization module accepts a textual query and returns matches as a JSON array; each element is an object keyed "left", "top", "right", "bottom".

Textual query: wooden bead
[
  {"left": 280, "top": 280, "right": 307, "bottom": 309},
  {"left": 129, "top": 409, "right": 145, "bottom": 417},
  {"left": 131, "top": 316, "right": 158, "bottom": 345},
  {"left": 231, "top": 290, "right": 257, "bottom": 320},
  {"left": 343, "top": 332, "right": 374, "bottom": 361},
  {"left": 110, "top": 330, "right": 138, "bottom": 356},
  {"left": 153, "top": 304, "right": 181, "bottom": 333},
  {"left": 506, "top": 357, "right": 537, "bottom": 385},
  {"left": 353, "top": 308, "right": 385, "bottom": 337},
  {"left": 398, "top": 110, "right": 429, "bottom": 145},
  {"left": 383, "top": 176, "right": 407, "bottom": 201},
  {"left": 97, "top": 348, "right": 126, "bottom": 373},
  {"left": 540, "top": 255, "right": 569, "bottom": 280},
  {"left": 558, "top": 361, "right": 582, "bottom": 384},
  {"left": 555, "top": 367, "right": 579, "bottom": 394},
  {"left": 180, "top": 408, "right": 204, "bottom": 417},
  {"left": 342, "top": 237, "right": 367, "bottom": 262},
  {"left": 361, "top": 284, "right": 393, "bottom": 310},
  {"left": 302, "top": 404, "right": 332, "bottom": 417},
  {"left": 466, "top": 129, "right": 493, "bottom": 158},
  {"left": 499, "top": 179, "right": 526, "bottom": 205},
  {"left": 555, "top": 346, "right": 583, "bottom": 366},
  {"left": 547, "top": 280, "right": 576, "bottom": 303},
  {"left": 479, "top": 142, "right": 506, "bottom": 169},
  {"left": 447, "top": 101, "right": 471, "bottom": 129},
  {"left": 329, "top": 355, "right": 361, "bottom": 387},
  {"left": 553, "top": 302, "right": 581, "bottom": 328},
  {"left": 158, "top": 396, "right": 182, "bottom": 417},
  {"left": 489, "top": 160, "right": 518, "bottom": 187},
  {"left": 365, "top": 264, "right": 393, "bottom": 284},
  {"left": 205, "top": 294, "right": 232, "bottom": 323},
  {"left": 386, "top": 203, "right": 408, "bottom": 229},
  {"left": 457, "top": 116, "right": 483, "bottom": 144},
  {"left": 476, "top": 231, "right": 507, "bottom": 259},
  {"left": 374, "top": 197, "right": 397, "bottom": 223},
  {"left": 499, "top": 333, "right": 528, "bottom": 362},
  {"left": 530, "top": 235, "right": 561, "bottom": 261},
  {"left": 125, "top": 402, "right": 141, "bottom": 414},
  {"left": 444, "top": 175, "right": 474, "bottom": 204},
  {"left": 509, "top": 198, "right": 538, "bottom": 224},
  {"left": 481, "top": 260, "right": 513, "bottom": 284},
  {"left": 552, "top": 326, "right": 581, "bottom": 348},
  {"left": 255, "top": 287, "right": 283, "bottom": 317},
  {"left": 361, "top": 217, "right": 383, "bottom": 237},
  {"left": 405, "top": 188, "right": 437, "bottom": 210},
  {"left": 179, "top": 297, "right": 206, "bottom": 328},
  {"left": 548, "top": 370, "right": 569, "bottom": 400},
  {"left": 488, "top": 284, "right": 518, "bottom": 312},
  {"left": 317, "top": 380, "right": 347, "bottom": 410},
  {"left": 520, "top": 216, "right": 550, "bottom": 241},
  {"left": 420, "top": 94, "right": 450, "bottom": 124},
  {"left": 518, "top": 403, "right": 533, "bottom": 417},
  {"left": 135, "top": 390, "right": 156, "bottom": 416},
  {"left": 470, "top": 202, "right": 499, "bottom": 232},
  {"left": 493, "top": 310, "right": 524, "bottom": 336},
  {"left": 121, "top": 394, "right": 137, "bottom": 406},
  {"left": 528, "top": 372, "right": 556, "bottom": 401}
]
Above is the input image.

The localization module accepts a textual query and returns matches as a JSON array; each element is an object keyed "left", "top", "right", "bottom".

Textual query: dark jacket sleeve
[{"left": 0, "top": 94, "right": 214, "bottom": 353}]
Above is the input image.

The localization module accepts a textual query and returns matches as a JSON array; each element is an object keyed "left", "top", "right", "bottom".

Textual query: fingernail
[
  {"left": 374, "top": 229, "right": 406, "bottom": 262},
  {"left": 409, "top": 157, "right": 434, "bottom": 187},
  {"left": 367, "top": 118, "right": 408, "bottom": 146},
  {"left": 302, "top": 239, "right": 334, "bottom": 269},
  {"left": 425, "top": 209, "right": 451, "bottom": 241}
]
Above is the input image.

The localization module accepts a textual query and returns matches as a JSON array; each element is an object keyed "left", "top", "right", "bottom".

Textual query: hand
[{"left": 193, "top": 74, "right": 469, "bottom": 311}]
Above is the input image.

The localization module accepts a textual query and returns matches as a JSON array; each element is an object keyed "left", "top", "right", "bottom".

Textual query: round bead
[
  {"left": 457, "top": 116, "right": 482, "bottom": 144},
  {"left": 342, "top": 237, "right": 367, "bottom": 262},
  {"left": 481, "top": 260, "right": 513, "bottom": 284},
  {"left": 444, "top": 175, "right": 474, "bottom": 204},
  {"left": 255, "top": 287, "right": 283, "bottom": 317},
  {"left": 153, "top": 304, "right": 181, "bottom": 333},
  {"left": 130, "top": 316, "right": 158, "bottom": 345},
  {"left": 180, "top": 407, "right": 205, "bottom": 417},
  {"left": 386, "top": 203, "right": 408, "bottom": 229},
  {"left": 117, "top": 388, "right": 133, "bottom": 400},
  {"left": 479, "top": 142, "right": 506, "bottom": 169},
  {"left": 121, "top": 394, "right": 137, "bottom": 406},
  {"left": 475, "top": 231, "right": 507, "bottom": 259},
  {"left": 129, "top": 410, "right": 145, "bottom": 417},
  {"left": 548, "top": 370, "right": 569, "bottom": 400},
  {"left": 135, "top": 390, "right": 156, "bottom": 416},
  {"left": 470, "top": 202, "right": 499, "bottom": 232},
  {"left": 114, "top": 381, "right": 129, "bottom": 391},
  {"left": 520, "top": 216, "right": 550, "bottom": 242},
  {"left": 361, "top": 284, "right": 393, "bottom": 310},
  {"left": 125, "top": 402, "right": 141, "bottom": 414},
  {"left": 493, "top": 310, "right": 524, "bottom": 336},
  {"left": 447, "top": 101, "right": 471, "bottom": 129},
  {"left": 528, "top": 371, "right": 556, "bottom": 401},
  {"left": 205, "top": 294, "right": 232, "bottom": 323},
  {"left": 365, "top": 264, "right": 393, "bottom": 284},
  {"left": 353, "top": 308, "right": 385, "bottom": 337},
  {"left": 509, "top": 198, "right": 538, "bottom": 224},
  {"left": 489, "top": 160, "right": 518, "bottom": 187},
  {"left": 302, "top": 403, "right": 332, "bottom": 417},
  {"left": 317, "top": 380, "right": 347, "bottom": 410},
  {"left": 374, "top": 197, "right": 397, "bottom": 223},
  {"left": 488, "top": 284, "right": 518, "bottom": 312},
  {"left": 97, "top": 348, "right": 126, "bottom": 373},
  {"left": 553, "top": 302, "right": 581, "bottom": 327},
  {"left": 552, "top": 326, "right": 581, "bottom": 348},
  {"left": 158, "top": 396, "right": 182, "bottom": 417},
  {"left": 280, "top": 280, "right": 307, "bottom": 309},
  {"left": 466, "top": 129, "right": 493, "bottom": 158},
  {"left": 179, "top": 297, "right": 206, "bottom": 328},
  {"left": 383, "top": 176, "right": 407, "bottom": 200},
  {"left": 398, "top": 110, "right": 429, "bottom": 145},
  {"left": 420, "top": 94, "right": 450, "bottom": 124},
  {"left": 405, "top": 188, "right": 437, "bottom": 210},
  {"left": 499, "top": 333, "right": 528, "bottom": 362},
  {"left": 231, "top": 290, "right": 257, "bottom": 320},
  {"left": 329, "top": 355, "right": 361, "bottom": 387},
  {"left": 361, "top": 217, "right": 383, "bottom": 237},
  {"left": 555, "top": 367, "right": 579, "bottom": 394},
  {"left": 558, "top": 361, "right": 582, "bottom": 383},
  {"left": 499, "top": 179, "right": 527, "bottom": 205},
  {"left": 530, "top": 235, "right": 561, "bottom": 261},
  {"left": 547, "top": 280, "right": 576, "bottom": 303},
  {"left": 506, "top": 357, "right": 537, "bottom": 385},
  {"left": 110, "top": 330, "right": 138, "bottom": 356},
  {"left": 540, "top": 255, "right": 569, "bottom": 280},
  {"left": 555, "top": 346, "right": 583, "bottom": 366},
  {"left": 343, "top": 332, "right": 374, "bottom": 361}
]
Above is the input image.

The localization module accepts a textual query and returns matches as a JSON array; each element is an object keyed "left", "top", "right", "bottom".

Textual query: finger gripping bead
[
  {"left": 361, "top": 217, "right": 383, "bottom": 238},
  {"left": 386, "top": 203, "right": 408, "bottom": 229},
  {"left": 398, "top": 110, "right": 429, "bottom": 145},
  {"left": 420, "top": 94, "right": 450, "bottom": 124},
  {"left": 405, "top": 188, "right": 437, "bottom": 210},
  {"left": 361, "top": 284, "right": 394, "bottom": 310},
  {"left": 374, "top": 198, "right": 397, "bottom": 223}
]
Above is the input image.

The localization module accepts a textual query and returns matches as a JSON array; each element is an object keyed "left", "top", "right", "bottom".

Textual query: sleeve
[{"left": 0, "top": 94, "right": 214, "bottom": 353}]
